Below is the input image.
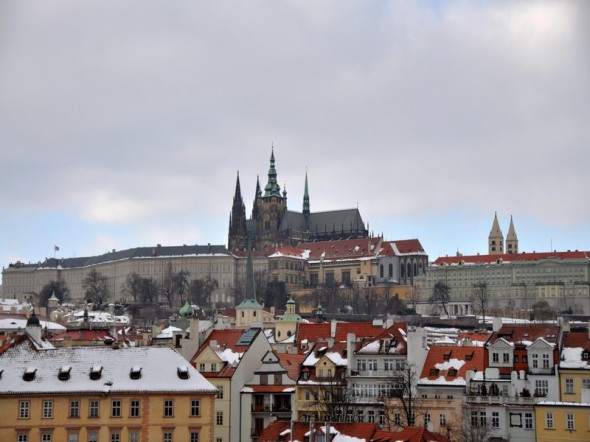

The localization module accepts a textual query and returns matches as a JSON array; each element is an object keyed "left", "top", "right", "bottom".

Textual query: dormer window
[
  {"left": 23, "top": 367, "right": 36, "bottom": 382},
  {"left": 443, "top": 352, "right": 451, "bottom": 360},
  {"left": 448, "top": 368, "right": 458, "bottom": 377},
  {"left": 58, "top": 365, "right": 72, "bottom": 381},
  {"left": 582, "top": 351, "right": 589, "bottom": 361},
  {"left": 430, "top": 369, "right": 439, "bottom": 376},
  {"left": 466, "top": 352, "right": 473, "bottom": 361},
  {"left": 177, "top": 366, "right": 190, "bottom": 380},
  {"left": 129, "top": 366, "right": 142, "bottom": 380},
  {"left": 90, "top": 365, "right": 103, "bottom": 380}
]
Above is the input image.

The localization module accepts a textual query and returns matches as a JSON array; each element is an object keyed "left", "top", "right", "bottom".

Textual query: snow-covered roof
[
  {"left": 0, "top": 343, "right": 216, "bottom": 394},
  {"left": 0, "top": 316, "right": 66, "bottom": 333}
]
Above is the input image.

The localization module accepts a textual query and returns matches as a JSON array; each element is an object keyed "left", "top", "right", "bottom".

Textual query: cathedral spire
[
  {"left": 506, "top": 215, "right": 518, "bottom": 254},
  {"left": 264, "top": 145, "right": 282, "bottom": 197},
  {"left": 252, "top": 174, "right": 261, "bottom": 219},
  {"left": 488, "top": 212, "right": 504, "bottom": 255},
  {"left": 303, "top": 169, "right": 310, "bottom": 216},
  {"left": 228, "top": 171, "right": 248, "bottom": 251}
]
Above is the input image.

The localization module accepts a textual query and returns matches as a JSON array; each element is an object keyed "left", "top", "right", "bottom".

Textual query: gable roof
[
  {"left": 297, "top": 237, "right": 382, "bottom": 261},
  {"left": 487, "top": 324, "right": 560, "bottom": 348},
  {"left": 419, "top": 345, "right": 486, "bottom": 387},
  {"left": 560, "top": 330, "right": 590, "bottom": 369},
  {"left": 258, "top": 421, "right": 379, "bottom": 442},
  {"left": 356, "top": 323, "right": 407, "bottom": 355},
  {"left": 277, "top": 352, "right": 306, "bottom": 381}
]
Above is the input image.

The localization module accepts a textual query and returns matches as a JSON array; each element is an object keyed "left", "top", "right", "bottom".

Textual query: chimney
[
  {"left": 493, "top": 317, "right": 502, "bottom": 332},
  {"left": 346, "top": 333, "right": 356, "bottom": 376},
  {"left": 330, "top": 320, "right": 337, "bottom": 338}
]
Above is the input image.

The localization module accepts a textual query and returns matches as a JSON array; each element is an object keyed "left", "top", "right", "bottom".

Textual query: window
[
  {"left": 110, "top": 433, "right": 120, "bottom": 442},
  {"left": 583, "top": 378, "right": 590, "bottom": 389},
  {"left": 19, "top": 400, "right": 30, "bottom": 419},
  {"left": 190, "top": 433, "right": 199, "bottom": 442},
  {"left": 216, "top": 411, "right": 223, "bottom": 425},
  {"left": 356, "top": 409, "right": 364, "bottom": 422},
  {"left": 274, "top": 374, "right": 282, "bottom": 385},
  {"left": 199, "top": 363, "right": 205, "bottom": 372},
  {"left": 357, "top": 360, "right": 366, "bottom": 371},
  {"left": 164, "top": 400, "right": 174, "bottom": 417},
  {"left": 525, "top": 412, "right": 533, "bottom": 429},
  {"left": 535, "top": 379, "right": 548, "bottom": 396},
  {"left": 129, "top": 432, "right": 139, "bottom": 442},
  {"left": 130, "top": 399, "right": 140, "bottom": 417},
  {"left": 88, "top": 431, "right": 98, "bottom": 442},
  {"left": 17, "top": 434, "right": 28, "bottom": 442},
  {"left": 542, "top": 353, "right": 550, "bottom": 369},
  {"left": 305, "top": 391, "right": 310, "bottom": 400},
  {"left": 89, "top": 400, "right": 99, "bottom": 418},
  {"left": 514, "top": 355, "right": 519, "bottom": 363},
  {"left": 503, "top": 353, "right": 510, "bottom": 363},
  {"left": 566, "top": 413, "right": 575, "bottom": 431},
  {"left": 439, "top": 414, "right": 446, "bottom": 427},
  {"left": 211, "top": 363, "right": 217, "bottom": 372},
  {"left": 379, "top": 410, "right": 385, "bottom": 426},
  {"left": 216, "top": 385, "right": 224, "bottom": 399},
  {"left": 69, "top": 400, "right": 80, "bottom": 418},
  {"left": 368, "top": 360, "right": 377, "bottom": 371},
  {"left": 191, "top": 400, "right": 200, "bottom": 416},
  {"left": 424, "top": 413, "right": 431, "bottom": 426},
  {"left": 492, "top": 352, "right": 499, "bottom": 363},
  {"left": 68, "top": 433, "right": 78, "bottom": 442},
  {"left": 41, "top": 434, "right": 52, "bottom": 442},
  {"left": 163, "top": 432, "right": 173, "bottom": 442},
  {"left": 43, "top": 400, "right": 53, "bottom": 418},
  {"left": 492, "top": 412, "right": 500, "bottom": 428},
  {"left": 111, "top": 399, "right": 122, "bottom": 417},
  {"left": 546, "top": 412, "right": 554, "bottom": 429},
  {"left": 532, "top": 353, "right": 538, "bottom": 368},
  {"left": 367, "top": 410, "right": 375, "bottom": 423},
  {"left": 566, "top": 378, "right": 574, "bottom": 394},
  {"left": 260, "top": 374, "right": 268, "bottom": 385}
]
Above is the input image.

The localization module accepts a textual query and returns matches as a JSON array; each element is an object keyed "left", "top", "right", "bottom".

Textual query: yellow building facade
[
  {"left": 535, "top": 402, "right": 590, "bottom": 442},
  {"left": 0, "top": 336, "right": 217, "bottom": 442}
]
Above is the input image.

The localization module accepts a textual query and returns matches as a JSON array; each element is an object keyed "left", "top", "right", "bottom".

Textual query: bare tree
[
  {"left": 382, "top": 363, "right": 426, "bottom": 430},
  {"left": 532, "top": 300, "right": 557, "bottom": 322},
  {"left": 430, "top": 281, "right": 451, "bottom": 316},
  {"left": 306, "top": 372, "right": 357, "bottom": 422},
  {"left": 457, "top": 408, "right": 492, "bottom": 442},
  {"left": 121, "top": 272, "right": 143, "bottom": 304},
  {"left": 36, "top": 280, "right": 71, "bottom": 307},
  {"left": 161, "top": 262, "right": 190, "bottom": 308},
  {"left": 471, "top": 281, "right": 488, "bottom": 326},
  {"left": 189, "top": 276, "right": 219, "bottom": 309},
  {"left": 82, "top": 269, "right": 111, "bottom": 308}
]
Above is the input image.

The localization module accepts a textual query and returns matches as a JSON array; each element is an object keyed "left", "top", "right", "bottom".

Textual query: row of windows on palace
[{"left": 18, "top": 431, "right": 201, "bottom": 442}]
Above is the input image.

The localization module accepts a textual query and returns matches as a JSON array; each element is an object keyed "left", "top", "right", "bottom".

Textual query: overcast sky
[{"left": 1, "top": 1, "right": 589, "bottom": 284}]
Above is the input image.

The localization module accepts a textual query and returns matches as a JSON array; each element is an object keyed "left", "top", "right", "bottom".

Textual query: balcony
[{"left": 465, "top": 395, "right": 538, "bottom": 405}]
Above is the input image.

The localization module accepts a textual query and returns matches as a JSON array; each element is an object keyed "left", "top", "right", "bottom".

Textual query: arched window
[
  {"left": 400, "top": 263, "right": 405, "bottom": 278},
  {"left": 407, "top": 263, "right": 412, "bottom": 277},
  {"left": 414, "top": 262, "right": 417, "bottom": 276},
  {"left": 388, "top": 263, "right": 393, "bottom": 277},
  {"left": 380, "top": 265, "right": 384, "bottom": 278}
]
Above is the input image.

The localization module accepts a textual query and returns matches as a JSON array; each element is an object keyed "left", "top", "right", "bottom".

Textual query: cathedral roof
[{"left": 278, "top": 208, "right": 366, "bottom": 234}]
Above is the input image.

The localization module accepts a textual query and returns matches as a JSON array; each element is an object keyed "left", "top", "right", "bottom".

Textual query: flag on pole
[{"left": 54, "top": 245, "right": 60, "bottom": 252}]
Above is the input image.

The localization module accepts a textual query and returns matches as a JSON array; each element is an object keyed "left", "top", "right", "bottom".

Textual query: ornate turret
[
  {"left": 303, "top": 170, "right": 310, "bottom": 217},
  {"left": 228, "top": 172, "right": 248, "bottom": 251},
  {"left": 488, "top": 212, "right": 504, "bottom": 254},
  {"left": 506, "top": 215, "right": 518, "bottom": 254},
  {"left": 263, "top": 147, "right": 282, "bottom": 197},
  {"left": 179, "top": 300, "right": 194, "bottom": 318}
]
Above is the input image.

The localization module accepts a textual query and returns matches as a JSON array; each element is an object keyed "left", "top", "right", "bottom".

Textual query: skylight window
[
  {"left": 90, "top": 365, "right": 103, "bottom": 380},
  {"left": 129, "top": 366, "right": 142, "bottom": 380},
  {"left": 23, "top": 367, "right": 36, "bottom": 382},
  {"left": 177, "top": 366, "right": 190, "bottom": 380},
  {"left": 58, "top": 365, "right": 72, "bottom": 381}
]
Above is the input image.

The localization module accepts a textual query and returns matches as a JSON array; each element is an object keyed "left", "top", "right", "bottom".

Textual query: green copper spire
[
  {"left": 303, "top": 169, "right": 310, "bottom": 216},
  {"left": 264, "top": 145, "right": 282, "bottom": 197}
]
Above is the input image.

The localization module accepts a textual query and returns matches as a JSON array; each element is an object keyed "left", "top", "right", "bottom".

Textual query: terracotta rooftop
[
  {"left": 277, "top": 352, "right": 306, "bottom": 381},
  {"left": 373, "top": 427, "right": 449, "bottom": 442},
  {"left": 296, "top": 322, "right": 385, "bottom": 350},
  {"left": 488, "top": 324, "right": 560, "bottom": 347},
  {"left": 258, "top": 421, "right": 380, "bottom": 442},
  {"left": 433, "top": 250, "right": 590, "bottom": 265},
  {"left": 297, "top": 237, "right": 383, "bottom": 260},
  {"left": 419, "top": 345, "right": 486, "bottom": 385}
]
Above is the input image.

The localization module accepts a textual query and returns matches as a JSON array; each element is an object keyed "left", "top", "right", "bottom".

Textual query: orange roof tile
[
  {"left": 488, "top": 324, "right": 560, "bottom": 348},
  {"left": 297, "top": 237, "right": 383, "bottom": 260},
  {"left": 419, "top": 345, "right": 486, "bottom": 384},
  {"left": 434, "top": 250, "right": 590, "bottom": 265},
  {"left": 277, "top": 353, "right": 306, "bottom": 381}
]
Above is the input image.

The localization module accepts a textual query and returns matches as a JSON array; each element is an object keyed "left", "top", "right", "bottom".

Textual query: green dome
[{"left": 179, "top": 301, "right": 194, "bottom": 318}]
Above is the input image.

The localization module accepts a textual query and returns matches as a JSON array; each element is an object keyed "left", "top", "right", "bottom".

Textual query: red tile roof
[
  {"left": 433, "top": 250, "right": 590, "bottom": 265},
  {"left": 488, "top": 324, "right": 560, "bottom": 348},
  {"left": 258, "top": 421, "right": 380, "bottom": 442},
  {"left": 296, "top": 322, "right": 385, "bottom": 350},
  {"left": 277, "top": 353, "right": 306, "bottom": 381},
  {"left": 357, "top": 322, "right": 407, "bottom": 355},
  {"left": 373, "top": 427, "right": 450, "bottom": 442},
  {"left": 50, "top": 329, "right": 114, "bottom": 343},
  {"left": 419, "top": 345, "right": 486, "bottom": 383},
  {"left": 297, "top": 237, "right": 383, "bottom": 260}
]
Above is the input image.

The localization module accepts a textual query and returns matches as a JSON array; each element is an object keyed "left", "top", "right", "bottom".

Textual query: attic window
[
  {"left": 90, "top": 365, "right": 103, "bottom": 380},
  {"left": 448, "top": 369, "right": 458, "bottom": 377},
  {"left": 177, "top": 366, "right": 190, "bottom": 380},
  {"left": 58, "top": 365, "right": 72, "bottom": 381},
  {"left": 443, "top": 353, "right": 451, "bottom": 360},
  {"left": 583, "top": 351, "right": 589, "bottom": 361},
  {"left": 130, "top": 366, "right": 142, "bottom": 380},
  {"left": 429, "top": 369, "right": 439, "bottom": 376},
  {"left": 466, "top": 353, "right": 474, "bottom": 361},
  {"left": 23, "top": 367, "right": 36, "bottom": 382}
]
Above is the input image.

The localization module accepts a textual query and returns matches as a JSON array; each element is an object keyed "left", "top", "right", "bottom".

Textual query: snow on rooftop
[
  {"left": 216, "top": 348, "right": 243, "bottom": 365},
  {"left": 419, "top": 375, "right": 466, "bottom": 386},
  {"left": 561, "top": 347, "right": 590, "bottom": 369},
  {"left": 156, "top": 326, "right": 183, "bottom": 339},
  {"left": 0, "top": 344, "right": 217, "bottom": 394},
  {"left": 435, "top": 358, "right": 466, "bottom": 371}
]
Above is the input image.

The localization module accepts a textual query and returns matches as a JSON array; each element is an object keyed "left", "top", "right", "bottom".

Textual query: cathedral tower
[
  {"left": 506, "top": 215, "right": 518, "bottom": 254},
  {"left": 488, "top": 212, "right": 504, "bottom": 254},
  {"left": 254, "top": 147, "right": 288, "bottom": 250},
  {"left": 228, "top": 172, "right": 248, "bottom": 251}
]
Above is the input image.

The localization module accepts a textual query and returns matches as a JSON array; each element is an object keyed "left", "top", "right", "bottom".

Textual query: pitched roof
[
  {"left": 487, "top": 324, "right": 560, "bottom": 348},
  {"left": 277, "top": 353, "right": 306, "bottom": 381},
  {"left": 297, "top": 237, "right": 382, "bottom": 261},
  {"left": 433, "top": 250, "right": 590, "bottom": 266},
  {"left": 191, "top": 328, "right": 263, "bottom": 378},
  {"left": 373, "top": 427, "right": 450, "bottom": 442},
  {"left": 419, "top": 344, "right": 486, "bottom": 387},
  {"left": 356, "top": 323, "right": 408, "bottom": 355},
  {"left": 258, "top": 421, "right": 380, "bottom": 442},
  {"left": 0, "top": 340, "right": 216, "bottom": 395},
  {"left": 560, "top": 330, "right": 590, "bottom": 370},
  {"left": 296, "top": 322, "right": 384, "bottom": 350}
]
